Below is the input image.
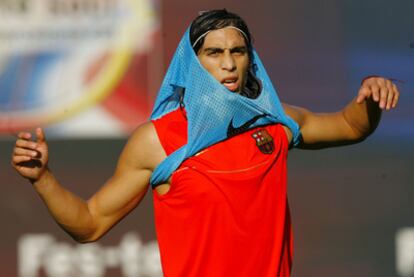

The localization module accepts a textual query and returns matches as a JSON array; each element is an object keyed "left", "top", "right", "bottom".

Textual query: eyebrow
[{"left": 202, "top": 46, "right": 248, "bottom": 53}]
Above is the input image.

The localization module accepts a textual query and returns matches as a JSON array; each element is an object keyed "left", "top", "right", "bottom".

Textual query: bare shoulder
[
  {"left": 281, "top": 103, "right": 307, "bottom": 145},
  {"left": 282, "top": 103, "right": 308, "bottom": 127},
  {"left": 118, "top": 121, "right": 166, "bottom": 172}
]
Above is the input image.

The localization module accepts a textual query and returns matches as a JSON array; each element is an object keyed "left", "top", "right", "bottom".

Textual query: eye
[
  {"left": 206, "top": 49, "right": 220, "bottom": 57},
  {"left": 231, "top": 47, "right": 247, "bottom": 56}
]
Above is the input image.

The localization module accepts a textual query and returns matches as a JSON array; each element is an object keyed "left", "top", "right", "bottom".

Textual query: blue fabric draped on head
[{"left": 149, "top": 27, "right": 301, "bottom": 186}]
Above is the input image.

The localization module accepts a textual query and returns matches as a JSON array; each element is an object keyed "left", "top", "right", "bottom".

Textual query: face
[{"left": 197, "top": 27, "right": 249, "bottom": 93}]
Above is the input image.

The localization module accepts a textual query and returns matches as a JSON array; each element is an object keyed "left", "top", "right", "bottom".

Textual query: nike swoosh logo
[{"left": 227, "top": 113, "right": 268, "bottom": 137}]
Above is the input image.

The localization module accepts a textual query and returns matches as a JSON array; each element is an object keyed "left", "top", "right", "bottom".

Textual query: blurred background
[{"left": 0, "top": 0, "right": 413, "bottom": 276}]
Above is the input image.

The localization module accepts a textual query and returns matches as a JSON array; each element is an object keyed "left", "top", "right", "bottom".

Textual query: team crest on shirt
[{"left": 251, "top": 129, "right": 274, "bottom": 154}]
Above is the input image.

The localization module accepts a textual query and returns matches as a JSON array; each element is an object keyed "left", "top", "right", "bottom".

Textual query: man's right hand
[
  {"left": 9, "top": 122, "right": 164, "bottom": 243},
  {"left": 11, "top": 127, "right": 49, "bottom": 183}
]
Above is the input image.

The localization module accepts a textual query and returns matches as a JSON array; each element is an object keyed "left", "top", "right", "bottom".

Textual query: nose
[{"left": 221, "top": 51, "right": 236, "bottom": 71}]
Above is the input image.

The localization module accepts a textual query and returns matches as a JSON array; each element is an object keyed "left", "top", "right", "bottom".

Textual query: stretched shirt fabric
[
  {"left": 152, "top": 108, "right": 293, "bottom": 276},
  {"left": 149, "top": 27, "right": 301, "bottom": 186}
]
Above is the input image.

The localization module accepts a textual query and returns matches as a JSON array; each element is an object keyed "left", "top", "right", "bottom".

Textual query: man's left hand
[{"left": 356, "top": 77, "right": 400, "bottom": 110}]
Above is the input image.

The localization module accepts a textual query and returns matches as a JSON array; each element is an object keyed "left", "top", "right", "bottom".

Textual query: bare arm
[
  {"left": 283, "top": 77, "right": 400, "bottom": 149},
  {"left": 11, "top": 123, "right": 165, "bottom": 243}
]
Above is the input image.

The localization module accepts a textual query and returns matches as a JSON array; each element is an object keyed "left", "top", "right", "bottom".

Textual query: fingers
[
  {"left": 12, "top": 128, "right": 48, "bottom": 181},
  {"left": 371, "top": 85, "right": 380, "bottom": 102},
  {"left": 12, "top": 139, "right": 39, "bottom": 168},
  {"left": 392, "top": 88, "right": 399, "bottom": 108},
  {"left": 379, "top": 85, "right": 388, "bottom": 109},
  {"left": 12, "top": 154, "right": 32, "bottom": 165},
  {"left": 359, "top": 77, "right": 400, "bottom": 110},
  {"left": 356, "top": 87, "right": 370, "bottom": 103},
  {"left": 385, "top": 82, "right": 397, "bottom": 110},
  {"left": 15, "top": 137, "right": 38, "bottom": 151},
  {"left": 14, "top": 147, "right": 39, "bottom": 158},
  {"left": 12, "top": 128, "right": 46, "bottom": 166},
  {"left": 36, "top": 127, "right": 46, "bottom": 143},
  {"left": 17, "top": 131, "right": 32, "bottom": 140},
  {"left": 15, "top": 127, "right": 46, "bottom": 149}
]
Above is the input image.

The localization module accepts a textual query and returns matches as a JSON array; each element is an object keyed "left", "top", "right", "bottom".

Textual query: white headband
[{"left": 192, "top": 26, "right": 249, "bottom": 48}]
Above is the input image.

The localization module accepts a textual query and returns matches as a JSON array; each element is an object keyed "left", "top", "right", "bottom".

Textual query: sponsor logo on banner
[
  {"left": 18, "top": 232, "right": 162, "bottom": 277},
  {"left": 0, "top": 0, "right": 161, "bottom": 137}
]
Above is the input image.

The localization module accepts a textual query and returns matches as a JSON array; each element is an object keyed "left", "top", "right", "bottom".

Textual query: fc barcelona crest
[{"left": 251, "top": 129, "right": 274, "bottom": 154}]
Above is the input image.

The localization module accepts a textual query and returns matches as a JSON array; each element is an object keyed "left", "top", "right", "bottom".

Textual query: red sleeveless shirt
[{"left": 152, "top": 108, "right": 293, "bottom": 277}]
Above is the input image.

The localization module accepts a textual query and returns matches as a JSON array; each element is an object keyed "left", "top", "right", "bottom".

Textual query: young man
[{"left": 12, "top": 10, "right": 399, "bottom": 277}]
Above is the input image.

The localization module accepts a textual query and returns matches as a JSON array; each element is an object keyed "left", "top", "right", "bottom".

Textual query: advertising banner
[{"left": 0, "top": 0, "right": 161, "bottom": 138}]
